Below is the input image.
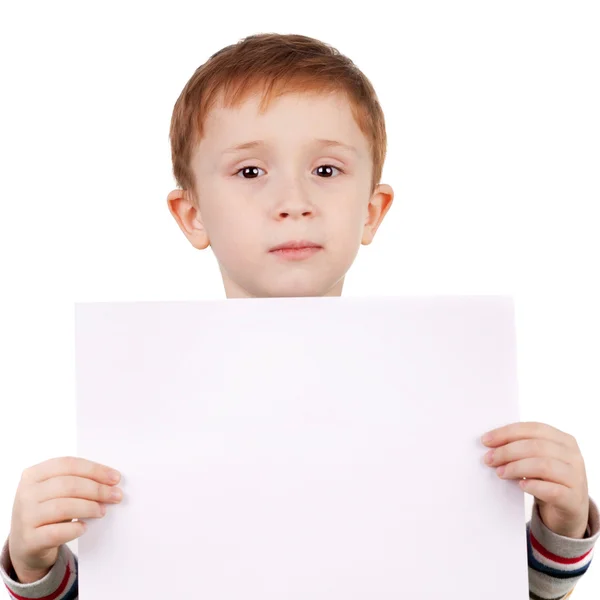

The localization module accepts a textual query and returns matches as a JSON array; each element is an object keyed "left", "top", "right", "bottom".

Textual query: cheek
[
  {"left": 329, "top": 201, "right": 368, "bottom": 243},
  {"left": 202, "top": 193, "right": 245, "bottom": 234},
  {"left": 203, "top": 202, "right": 259, "bottom": 258}
]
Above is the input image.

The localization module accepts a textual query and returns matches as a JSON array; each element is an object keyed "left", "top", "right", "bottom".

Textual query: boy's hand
[
  {"left": 482, "top": 422, "right": 590, "bottom": 539},
  {"left": 8, "top": 457, "right": 123, "bottom": 583}
]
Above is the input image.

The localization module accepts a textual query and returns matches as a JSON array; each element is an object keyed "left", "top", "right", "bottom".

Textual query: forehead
[{"left": 197, "top": 90, "right": 370, "bottom": 156}]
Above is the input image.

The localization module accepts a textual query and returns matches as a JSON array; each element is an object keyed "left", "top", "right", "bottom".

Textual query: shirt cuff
[
  {"left": 529, "top": 496, "right": 599, "bottom": 570},
  {"left": 1, "top": 537, "right": 77, "bottom": 599}
]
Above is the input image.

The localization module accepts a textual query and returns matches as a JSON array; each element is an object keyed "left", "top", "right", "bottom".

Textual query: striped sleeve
[
  {"left": 528, "top": 497, "right": 599, "bottom": 600},
  {"left": 0, "top": 540, "right": 78, "bottom": 600}
]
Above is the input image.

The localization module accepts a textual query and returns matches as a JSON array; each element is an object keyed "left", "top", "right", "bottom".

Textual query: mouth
[{"left": 269, "top": 240, "right": 323, "bottom": 261}]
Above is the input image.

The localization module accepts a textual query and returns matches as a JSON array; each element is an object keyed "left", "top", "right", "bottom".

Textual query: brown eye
[
  {"left": 314, "top": 165, "right": 341, "bottom": 177},
  {"left": 236, "top": 166, "right": 264, "bottom": 179}
]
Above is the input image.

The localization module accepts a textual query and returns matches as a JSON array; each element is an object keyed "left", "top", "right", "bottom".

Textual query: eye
[
  {"left": 235, "top": 166, "right": 265, "bottom": 179},
  {"left": 313, "top": 165, "right": 342, "bottom": 178},
  {"left": 234, "top": 164, "right": 342, "bottom": 179}
]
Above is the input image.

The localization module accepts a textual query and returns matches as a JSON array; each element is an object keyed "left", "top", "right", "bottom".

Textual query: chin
[
  {"left": 222, "top": 267, "right": 345, "bottom": 299},
  {"left": 268, "top": 288, "right": 322, "bottom": 298},
  {"left": 258, "top": 276, "right": 344, "bottom": 298}
]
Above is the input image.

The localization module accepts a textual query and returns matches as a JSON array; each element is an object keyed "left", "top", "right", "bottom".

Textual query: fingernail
[
  {"left": 109, "top": 488, "right": 123, "bottom": 501},
  {"left": 108, "top": 470, "right": 121, "bottom": 483},
  {"left": 481, "top": 432, "right": 493, "bottom": 444},
  {"left": 484, "top": 450, "right": 494, "bottom": 465},
  {"left": 496, "top": 466, "right": 506, "bottom": 477}
]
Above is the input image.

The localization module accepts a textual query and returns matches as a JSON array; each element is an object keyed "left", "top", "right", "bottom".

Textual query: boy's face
[{"left": 168, "top": 90, "right": 393, "bottom": 298}]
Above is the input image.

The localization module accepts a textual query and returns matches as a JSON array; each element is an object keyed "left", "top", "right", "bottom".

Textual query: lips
[
  {"left": 269, "top": 240, "right": 323, "bottom": 261},
  {"left": 269, "top": 240, "right": 322, "bottom": 252}
]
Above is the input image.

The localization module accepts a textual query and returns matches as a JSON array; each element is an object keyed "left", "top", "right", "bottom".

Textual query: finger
[
  {"left": 497, "top": 457, "right": 576, "bottom": 488},
  {"left": 36, "top": 476, "right": 123, "bottom": 504},
  {"left": 518, "top": 479, "right": 574, "bottom": 512},
  {"left": 33, "top": 498, "right": 106, "bottom": 528},
  {"left": 482, "top": 422, "right": 569, "bottom": 448},
  {"left": 484, "top": 438, "right": 579, "bottom": 468},
  {"left": 32, "top": 521, "right": 87, "bottom": 552},
  {"left": 22, "top": 457, "right": 121, "bottom": 486}
]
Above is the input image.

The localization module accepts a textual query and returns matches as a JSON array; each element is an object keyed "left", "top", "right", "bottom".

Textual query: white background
[{"left": 0, "top": 0, "right": 598, "bottom": 595}]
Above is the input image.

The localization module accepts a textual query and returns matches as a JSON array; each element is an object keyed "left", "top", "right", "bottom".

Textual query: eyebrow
[{"left": 221, "top": 138, "right": 359, "bottom": 155}]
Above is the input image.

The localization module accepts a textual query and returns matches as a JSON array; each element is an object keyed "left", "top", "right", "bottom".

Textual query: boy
[{"left": 1, "top": 33, "right": 598, "bottom": 599}]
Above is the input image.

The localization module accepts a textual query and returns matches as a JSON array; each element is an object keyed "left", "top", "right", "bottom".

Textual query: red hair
[{"left": 169, "top": 33, "right": 387, "bottom": 202}]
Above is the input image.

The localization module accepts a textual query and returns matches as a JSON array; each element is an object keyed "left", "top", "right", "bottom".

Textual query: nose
[
  {"left": 273, "top": 180, "right": 315, "bottom": 220},
  {"left": 277, "top": 205, "right": 314, "bottom": 220}
]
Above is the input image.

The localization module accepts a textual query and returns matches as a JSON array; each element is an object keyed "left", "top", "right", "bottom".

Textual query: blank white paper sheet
[{"left": 75, "top": 296, "right": 528, "bottom": 599}]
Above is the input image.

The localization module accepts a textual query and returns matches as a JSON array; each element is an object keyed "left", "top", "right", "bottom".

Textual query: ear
[
  {"left": 361, "top": 183, "right": 394, "bottom": 245},
  {"left": 167, "top": 188, "right": 210, "bottom": 250}
]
